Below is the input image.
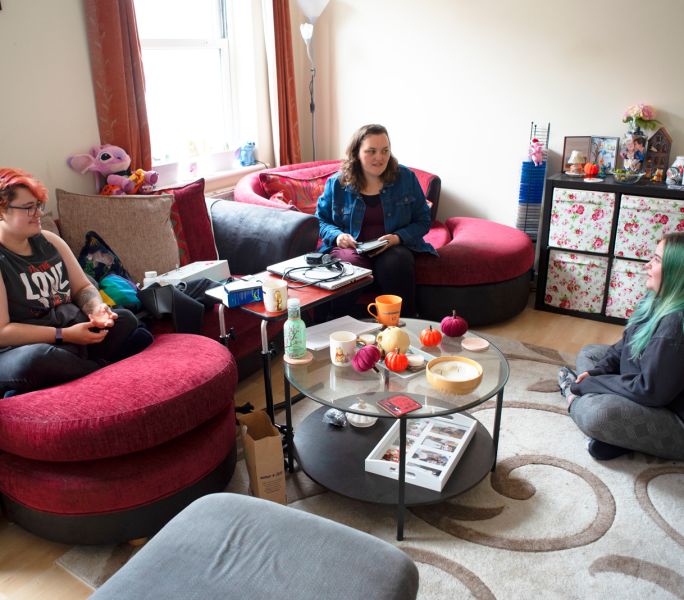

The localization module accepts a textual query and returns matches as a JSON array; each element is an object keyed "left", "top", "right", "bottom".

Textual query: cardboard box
[
  {"left": 237, "top": 411, "right": 286, "bottom": 505},
  {"left": 156, "top": 260, "right": 230, "bottom": 286}
]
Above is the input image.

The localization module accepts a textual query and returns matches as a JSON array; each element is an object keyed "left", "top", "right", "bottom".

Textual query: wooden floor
[{"left": 0, "top": 296, "right": 623, "bottom": 599}]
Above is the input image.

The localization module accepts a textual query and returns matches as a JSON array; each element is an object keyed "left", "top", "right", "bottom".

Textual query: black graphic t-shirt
[{"left": 0, "top": 234, "right": 81, "bottom": 328}]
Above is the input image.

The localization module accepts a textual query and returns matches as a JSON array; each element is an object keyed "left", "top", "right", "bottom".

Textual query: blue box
[{"left": 224, "top": 281, "right": 263, "bottom": 308}]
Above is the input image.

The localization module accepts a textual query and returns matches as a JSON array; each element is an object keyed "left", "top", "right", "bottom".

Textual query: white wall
[
  {"left": 292, "top": 0, "right": 684, "bottom": 225},
  {"left": 1, "top": 0, "right": 682, "bottom": 225},
  {"left": 0, "top": 0, "right": 99, "bottom": 210}
]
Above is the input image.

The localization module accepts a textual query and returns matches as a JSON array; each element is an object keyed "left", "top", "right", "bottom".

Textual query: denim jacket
[{"left": 315, "top": 165, "right": 437, "bottom": 255}]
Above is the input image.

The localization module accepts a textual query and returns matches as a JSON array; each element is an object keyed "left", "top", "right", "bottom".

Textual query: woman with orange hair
[{"left": 0, "top": 168, "right": 146, "bottom": 396}]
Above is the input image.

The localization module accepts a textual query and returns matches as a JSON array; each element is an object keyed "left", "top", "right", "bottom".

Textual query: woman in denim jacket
[{"left": 316, "top": 124, "right": 437, "bottom": 317}]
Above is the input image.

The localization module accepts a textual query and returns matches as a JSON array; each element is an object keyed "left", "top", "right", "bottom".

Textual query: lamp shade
[
  {"left": 297, "top": 0, "right": 330, "bottom": 23},
  {"left": 568, "top": 150, "right": 586, "bottom": 164}
]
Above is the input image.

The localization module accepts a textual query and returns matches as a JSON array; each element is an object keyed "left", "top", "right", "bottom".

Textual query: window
[{"left": 134, "top": 0, "right": 234, "bottom": 168}]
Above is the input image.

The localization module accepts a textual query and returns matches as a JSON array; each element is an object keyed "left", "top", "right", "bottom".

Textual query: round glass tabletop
[{"left": 285, "top": 318, "right": 509, "bottom": 419}]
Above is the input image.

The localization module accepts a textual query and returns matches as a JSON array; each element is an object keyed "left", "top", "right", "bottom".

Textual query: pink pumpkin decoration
[
  {"left": 352, "top": 344, "right": 382, "bottom": 372},
  {"left": 440, "top": 310, "right": 468, "bottom": 337}
]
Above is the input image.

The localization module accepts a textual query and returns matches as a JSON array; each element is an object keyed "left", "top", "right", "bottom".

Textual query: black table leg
[
  {"left": 491, "top": 388, "right": 504, "bottom": 471},
  {"left": 283, "top": 373, "right": 294, "bottom": 473},
  {"left": 258, "top": 320, "right": 276, "bottom": 423},
  {"left": 396, "top": 417, "right": 407, "bottom": 541}
]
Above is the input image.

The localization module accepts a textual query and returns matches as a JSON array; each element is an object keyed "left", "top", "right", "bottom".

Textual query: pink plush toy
[
  {"left": 528, "top": 138, "right": 545, "bottom": 167},
  {"left": 67, "top": 144, "right": 158, "bottom": 195}
]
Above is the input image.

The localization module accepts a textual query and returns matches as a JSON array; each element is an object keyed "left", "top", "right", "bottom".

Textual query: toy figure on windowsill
[{"left": 67, "top": 144, "right": 158, "bottom": 195}]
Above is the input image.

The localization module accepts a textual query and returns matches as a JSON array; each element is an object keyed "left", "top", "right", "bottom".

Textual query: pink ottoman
[
  {"left": 416, "top": 217, "right": 534, "bottom": 325},
  {"left": 0, "top": 334, "right": 237, "bottom": 544}
]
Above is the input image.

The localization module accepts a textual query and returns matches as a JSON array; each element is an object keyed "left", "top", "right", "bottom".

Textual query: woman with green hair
[{"left": 558, "top": 232, "right": 684, "bottom": 461}]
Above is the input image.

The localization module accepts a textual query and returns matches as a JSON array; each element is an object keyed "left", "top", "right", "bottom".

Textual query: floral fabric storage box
[
  {"left": 548, "top": 188, "right": 615, "bottom": 253},
  {"left": 606, "top": 258, "right": 647, "bottom": 319},
  {"left": 614, "top": 195, "right": 684, "bottom": 260},
  {"left": 544, "top": 250, "right": 609, "bottom": 313}
]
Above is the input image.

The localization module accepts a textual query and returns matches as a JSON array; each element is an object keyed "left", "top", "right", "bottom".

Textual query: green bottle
[{"left": 284, "top": 298, "right": 307, "bottom": 359}]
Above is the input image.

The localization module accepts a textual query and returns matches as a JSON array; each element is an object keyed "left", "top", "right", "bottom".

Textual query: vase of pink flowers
[{"left": 620, "top": 104, "right": 661, "bottom": 173}]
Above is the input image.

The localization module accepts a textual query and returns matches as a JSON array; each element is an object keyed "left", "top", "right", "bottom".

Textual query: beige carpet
[{"left": 57, "top": 335, "right": 684, "bottom": 599}]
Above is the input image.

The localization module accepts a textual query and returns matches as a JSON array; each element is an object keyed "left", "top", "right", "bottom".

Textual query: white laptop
[{"left": 267, "top": 255, "right": 372, "bottom": 291}]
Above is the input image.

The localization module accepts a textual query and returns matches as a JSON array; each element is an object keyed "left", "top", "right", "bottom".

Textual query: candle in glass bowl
[{"left": 437, "top": 362, "right": 480, "bottom": 381}]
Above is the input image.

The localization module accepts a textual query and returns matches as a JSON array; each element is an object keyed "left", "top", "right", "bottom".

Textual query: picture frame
[
  {"left": 589, "top": 136, "right": 619, "bottom": 176},
  {"left": 562, "top": 136, "right": 591, "bottom": 176},
  {"left": 365, "top": 413, "right": 477, "bottom": 491}
]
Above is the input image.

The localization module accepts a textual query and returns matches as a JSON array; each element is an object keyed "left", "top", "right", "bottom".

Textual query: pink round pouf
[{"left": 416, "top": 217, "right": 534, "bottom": 325}]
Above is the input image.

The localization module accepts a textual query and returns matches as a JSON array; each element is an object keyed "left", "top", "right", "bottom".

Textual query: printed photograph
[
  {"left": 390, "top": 435, "right": 418, "bottom": 449},
  {"left": 407, "top": 462, "right": 441, "bottom": 478},
  {"left": 423, "top": 435, "right": 459, "bottom": 453},
  {"left": 590, "top": 136, "right": 619, "bottom": 174},
  {"left": 412, "top": 448, "right": 449, "bottom": 467},
  {"left": 429, "top": 423, "right": 467, "bottom": 439},
  {"left": 407, "top": 420, "right": 429, "bottom": 437}
]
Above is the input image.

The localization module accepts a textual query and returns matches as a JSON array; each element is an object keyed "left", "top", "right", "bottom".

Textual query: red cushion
[
  {"left": 259, "top": 164, "right": 339, "bottom": 214},
  {"left": 160, "top": 179, "right": 218, "bottom": 265},
  {"left": 0, "top": 334, "right": 237, "bottom": 462},
  {"left": 424, "top": 220, "right": 451, "bottom": 250},
  {"left": 416, "top": 217, "right": 534, "bottom": 286},
  {"left": 0, "top": 408, "right": 235, "bottom": 515}
]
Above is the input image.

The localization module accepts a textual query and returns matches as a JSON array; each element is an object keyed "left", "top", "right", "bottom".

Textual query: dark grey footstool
[{"left": 92, "top": 493, "right": 419, "bottom": 600}]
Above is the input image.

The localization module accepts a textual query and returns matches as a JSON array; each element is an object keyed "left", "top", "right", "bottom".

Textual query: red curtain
[
  {"left": 83, "top": 0, "right": 151, "bottom": 170},
  {"left": 273, "top": 0, "right": 302, "bottom": 165}
]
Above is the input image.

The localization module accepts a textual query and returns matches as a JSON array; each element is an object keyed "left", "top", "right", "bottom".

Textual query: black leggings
[
  {"left": 0, "top": 309, "right": 139, "bottom": 394},
  {"left": 327, "top": 245, "right": 417, "bottom": 319}
]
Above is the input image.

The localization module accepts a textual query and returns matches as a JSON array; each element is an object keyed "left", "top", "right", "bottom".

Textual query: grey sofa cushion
[{"left": 92, "top": 493, "right": 419, "bottom": 600}]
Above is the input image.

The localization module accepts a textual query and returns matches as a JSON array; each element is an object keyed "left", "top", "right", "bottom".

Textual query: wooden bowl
[{"left": 425, "top": 356, "right": 483, "bottom": 395}]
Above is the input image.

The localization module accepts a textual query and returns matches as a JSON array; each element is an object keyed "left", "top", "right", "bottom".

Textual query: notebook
[{"left": 267, "top": 255, "right": 372, "bottom": 290}]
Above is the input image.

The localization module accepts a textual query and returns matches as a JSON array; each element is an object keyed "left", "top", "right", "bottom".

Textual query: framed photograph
[
  {"left": 365, "top": 413, "right": 477, "bottom": 491},
  {"left": 590, "top": 136, "right": 619, "bottom": 175},
  {"left": 562, "top": 136, "right": 591, "bottom": 176}
]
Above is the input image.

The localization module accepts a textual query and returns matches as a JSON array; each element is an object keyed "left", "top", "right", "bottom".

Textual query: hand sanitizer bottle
[{"left": 284, "top": 298, "right": 306, "bottom": 359}]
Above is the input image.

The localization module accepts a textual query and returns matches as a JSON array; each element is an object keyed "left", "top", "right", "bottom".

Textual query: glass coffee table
[{"left": 283, "top": 318, "right": 509, "bottom": 540}]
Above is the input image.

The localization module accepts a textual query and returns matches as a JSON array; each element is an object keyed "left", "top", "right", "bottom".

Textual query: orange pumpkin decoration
[
  {"left": 584, "top": 162, "right": 599, "bottom": 177},
  {"left": 385, "top": 348, "right": 408, "bottom": 372},
  {"left": 419, "top": 325, "right": 442, "bottom": 347}
]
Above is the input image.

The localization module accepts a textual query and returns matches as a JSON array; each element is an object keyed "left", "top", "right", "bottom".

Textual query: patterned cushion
[
  {"left": 159, "top": 179, "right": 217, "bottom": 266},
  {"left": 56, "top": 189, "right": 180, "bottom": 285},
  {"left": 259, "top": 164, "right": 339, "bottom": 214}
]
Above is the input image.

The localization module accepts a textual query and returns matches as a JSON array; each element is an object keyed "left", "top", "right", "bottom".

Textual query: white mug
[
  {"left": 262, "top": 280, "right": 288, "bottom": 312},
  {"left": 329, "top": 331, "right": 357, "bottom": 367}
]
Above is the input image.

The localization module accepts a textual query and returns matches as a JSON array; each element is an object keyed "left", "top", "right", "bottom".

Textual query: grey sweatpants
[{"left": 569, "top": 344, "right": 684, "bottom": 461}]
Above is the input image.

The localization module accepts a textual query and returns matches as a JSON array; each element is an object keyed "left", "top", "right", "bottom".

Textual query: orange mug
[{"left": 367, "top": 294, "right": 402, "bottom": 327}]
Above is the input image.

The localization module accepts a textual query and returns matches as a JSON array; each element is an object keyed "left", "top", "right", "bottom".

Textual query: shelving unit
[{"left": 535, "top": 174, "right": 684, "bottom": 323}]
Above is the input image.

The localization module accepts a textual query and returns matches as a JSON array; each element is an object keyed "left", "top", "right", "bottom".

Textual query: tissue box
[{"left": 156, "top": 260, "right": 230, "bottom": 286}]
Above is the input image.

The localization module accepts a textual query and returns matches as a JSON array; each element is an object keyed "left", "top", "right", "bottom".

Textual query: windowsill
[{"left": 154, "top": 161, "right": 268, "bottom": 193}]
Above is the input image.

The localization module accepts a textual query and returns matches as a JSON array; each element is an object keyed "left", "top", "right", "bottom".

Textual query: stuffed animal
[
  {"left": 67, "top": 144, "right": 158, "bottom": 195},
  {"left": 528, "top": 138, "right": 545, "bottom": 167}
]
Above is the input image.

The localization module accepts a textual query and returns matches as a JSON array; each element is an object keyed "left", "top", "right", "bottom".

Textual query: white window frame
[{"left": 137, "top": 0, "right": 244, "bottom": 188}]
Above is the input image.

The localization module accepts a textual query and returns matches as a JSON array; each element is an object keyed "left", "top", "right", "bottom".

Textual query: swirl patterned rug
[{"left": 57, "top": 334, "right": 684, "bottom": 599}]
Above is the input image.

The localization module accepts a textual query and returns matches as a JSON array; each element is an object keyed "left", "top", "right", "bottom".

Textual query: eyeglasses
[{"left": 6, "top": 203, "right": 44, "bottom": 217}]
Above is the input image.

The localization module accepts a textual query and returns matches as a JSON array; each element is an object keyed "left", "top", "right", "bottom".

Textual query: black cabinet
[{"left": 535, "top": 174, "right": 684, "bottom": 323}]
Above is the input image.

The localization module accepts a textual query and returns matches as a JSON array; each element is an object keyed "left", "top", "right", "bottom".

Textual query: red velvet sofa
[
  {"left": 0, "top": 334, "right": 237, "bottom": 544},
  {"left": 0, "top": 188, "right": 320, "bottom": 545},
  {"left": 235, "top": 162, "right": 534, "bottom": 325}
]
